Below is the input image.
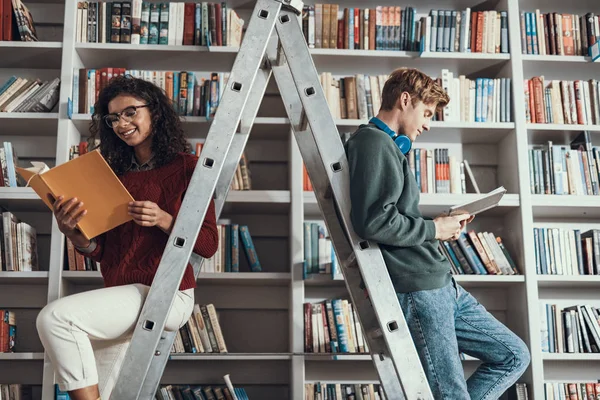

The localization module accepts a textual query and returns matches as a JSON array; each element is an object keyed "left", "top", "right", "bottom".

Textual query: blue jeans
[{"left": 396, "top": 278, "right": 530, "bottom": 400}]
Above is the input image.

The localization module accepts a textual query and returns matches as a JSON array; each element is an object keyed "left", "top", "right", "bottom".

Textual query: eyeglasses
[{"left": 103, "top": 104, "right": 150, "bottom": 128}]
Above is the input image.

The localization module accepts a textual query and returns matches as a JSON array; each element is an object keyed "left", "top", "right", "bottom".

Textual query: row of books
[
  {"left": 437, "top": 72, "right": 512, "bottom": 124},
  {"left": 0, "top": 384, "right": 32, "bottom": 400},
  {"left": 305, "top": 383, "right": 385, "bottom": 400},
  {"left": 201, "top": 223, "right": 262, "bottom": 274},
  {"left": 529, "top": 133, "right": 600, "bottom": 196},
  {"left": 0, "top": 142, "right": 21, "bottom": 188},
  {"left": 74, "top": 68, "right": 227, "bottom": 118},
  {"left": 303, "top": 221, "right": 339, "bottom": 278},
  {"left": 304, "top": 150, "right": 475, "bottom": 196},
  {"left": 0, "top": 76, "right": 60, "bottom": 113},
  {"left": 170, "top": 303, "right": 228, "bottom": 354},
  {"left": 302, "top": 5, "right": 508, "bottom": 55},
  {"left": 304, "top": 298, "right": 367, "bottom": 354},
  {"left": 195, "top": 142, "right": 252, "bottom": 191},
  {"left": 408, "top": 148, "right": 467, "bottom": 194},
  {"left": 0, "top": 310, "right": 16, "bottom": 353},
  {"left": 422, "top": 10, "right": 508, "bottom": 54},
  {"left": 544, "top": 382, "right": 600, "bottom": 400},
  {"left": 156, "top": 383, "right": 249, "bottom": 400},
  {"left": 1, "top": 210, "right": 39, "bottom": 272},
  {"left": 520, "top": 11, "right": 599, "bottom": 56},
  {"left": 440, "top": 231, "right": 519, "bottom": 276},
  {"left": 534, "top": 228, "right": 599, "bottom": 276},
  {"left": 525, "top": 78, "right": 600, "bottom": 126},
  {"left": 319, "top": 71, "right": 512, "bottom": 124},
  {"left": 540, "top": 303, "right": 600, "bottom": 354},
  {"left": 0, "top": 0, "right": 38, "bottom": 42},
  {"left": 76, "top": 1, "right": 244, "bottom": 47},
  {"left": 63, "top": 142, "right": 99, "bottom": 272},
  {"left": 65, "top": 237, "right": 99, "bottom": 272}
]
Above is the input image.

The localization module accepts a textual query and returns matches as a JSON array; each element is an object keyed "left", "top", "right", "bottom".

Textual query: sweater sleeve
[
  {"left": 183, "top": 155, "right": 219, "bottom": 259},
  {"left": 347, "top": 133, "right": 436, "bottom": 247},
  {"left": 74, "top": 233, "right": 105, "bottom": 263}
]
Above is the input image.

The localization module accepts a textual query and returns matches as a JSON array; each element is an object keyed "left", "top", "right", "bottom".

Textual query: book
[
  {"left": 15, "top": 149, "right": 134, "bottom": 240},
  {"left": 448, "top": 186, "right": 507, "bottom": 216}
]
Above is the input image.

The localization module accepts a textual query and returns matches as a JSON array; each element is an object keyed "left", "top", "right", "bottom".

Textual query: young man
[{"left": 344, "top": 68, "right": 530, "bottom": 399}]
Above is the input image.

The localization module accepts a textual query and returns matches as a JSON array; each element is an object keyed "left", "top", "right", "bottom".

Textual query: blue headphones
[{"left": 369, "top": 117, "right": 412, "bottom": 155}]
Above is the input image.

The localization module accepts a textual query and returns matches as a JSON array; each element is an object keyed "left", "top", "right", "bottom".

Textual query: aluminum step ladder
[{"left": 110, "top": 1, "right": 434, "bottom": 398}]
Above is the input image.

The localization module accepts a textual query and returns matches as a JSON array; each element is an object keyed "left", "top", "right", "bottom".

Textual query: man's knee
[{"left": 512, "top": 337, "right": 531, "bottom": 374}]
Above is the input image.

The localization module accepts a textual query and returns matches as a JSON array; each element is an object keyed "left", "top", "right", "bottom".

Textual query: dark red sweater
[{"left": 76, "top": 153, "right": 219, "bottom": 290}]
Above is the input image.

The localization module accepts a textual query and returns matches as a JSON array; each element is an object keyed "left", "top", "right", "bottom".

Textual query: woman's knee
[
  {"left": 36, "top": 299, "right": 68, "bottom": 337},
  {"left": 165, "top": 290, "right": 195, "bottom": 332}
]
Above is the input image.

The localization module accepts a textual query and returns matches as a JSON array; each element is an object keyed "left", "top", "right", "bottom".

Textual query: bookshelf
[{"left": 0, "top": 0, "right": 599, "bottom": 398}]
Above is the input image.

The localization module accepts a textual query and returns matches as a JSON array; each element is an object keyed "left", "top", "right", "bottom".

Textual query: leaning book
[{"left": 16, "top": 149, "right": 134, "bottom": 240}]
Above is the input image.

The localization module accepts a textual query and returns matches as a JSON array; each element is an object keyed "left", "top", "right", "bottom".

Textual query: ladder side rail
[
  {"left": 137, "top": 330, "right": 177, "bottom": 399},
  {"left": 268, "top": 45, "right": 406, "bottom": 399},
  {"left": 274, "top": 10, "right": 434, "bottom": 400},
  {"left": 110, "top": 1, "right": 282, "bottom": 397}
]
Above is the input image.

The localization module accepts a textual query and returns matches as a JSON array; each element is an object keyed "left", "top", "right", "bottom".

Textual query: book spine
[{"left": 239, "top": 225, "right": 261, "bottom": 272}]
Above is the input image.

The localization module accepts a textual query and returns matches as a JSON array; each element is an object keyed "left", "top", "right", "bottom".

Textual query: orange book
[{"left": 16, "top": 149, "right": 134, "bottom": 240}]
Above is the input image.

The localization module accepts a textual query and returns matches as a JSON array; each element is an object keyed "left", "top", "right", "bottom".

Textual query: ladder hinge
[{"left": 278, "top": 0, "right": 303, "bottom": 15}]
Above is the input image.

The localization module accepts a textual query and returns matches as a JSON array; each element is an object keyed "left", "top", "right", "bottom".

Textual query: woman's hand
[
  {"left": 48, "top": 194, "right": 90, "bottom": 248},
  {"left": 128, "top": 201, "right": 173, "bottom": 234}
]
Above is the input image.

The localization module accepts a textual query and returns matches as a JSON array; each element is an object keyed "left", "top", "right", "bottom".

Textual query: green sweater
[{"left": 344, "top": 124, "right": 451, "bottom": 293}]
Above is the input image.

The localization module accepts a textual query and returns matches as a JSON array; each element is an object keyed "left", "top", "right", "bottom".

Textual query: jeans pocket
[{"left": 450, "top": 277, "right": 460, "bottom": 301}]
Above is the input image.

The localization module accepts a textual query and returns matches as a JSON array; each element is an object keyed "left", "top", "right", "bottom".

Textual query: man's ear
[{"left": 397, "top": 92, "right": 411, "bottom": 110}]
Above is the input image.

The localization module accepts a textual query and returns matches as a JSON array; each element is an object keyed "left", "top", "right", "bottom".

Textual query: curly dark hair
[{"left": 89, "top": 74, "right": 191, "bottom": 176}]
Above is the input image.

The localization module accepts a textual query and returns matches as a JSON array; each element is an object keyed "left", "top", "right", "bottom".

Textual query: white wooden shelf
[
  {"left": 70, "top": 114, "right": 290, "bottom": 140},
  {"left": 62, "top": 271, "right": 290, "bottom": 286},
  {"left": 303, "top": 353, "right": 480, "bottom": 361},
  {"left": 304, "top": 274, "right": 524, "bottom": 288},
  {"left": 531, "top": 195, "right": 600, "bottom": 219},
  {"left": 453, "top": 274, "right": 525, "bottom": 287},
  {"left": 304, "top": 192, "right": 519, "bottom": 218},
  {"left": 0, "top": 113, "right": 59, "bottom": 135},
  {"left": 168, "top": 353, "right": 291, "bottom": 361},
  {"left": 335, "top": 120, "right": 515, "bottom": 129},
  {"left": 74, "top": 43, "right": 239, "bottom": 71},
  {"left": 223, "top": 190, "right": 290, "bottom": 214},
  {"left": 0, "top": 187, "right": 46, "bottom": 211},
  {"left": 309, "top": 48, "right": 510, "bottom": 75},
  {"left": 304, "top": 354, "right": 371, "bottom": 361},
  {"left": 537, "top": 275, "right": 600, "bottom": 288},
  {"left": 309, "top": 48, "right": 509, "bottom": 60},
  {"left": 0, "top": 41, "right": 62, "bottom": 69},
  {"left": 0, "top": 271, "right": 48, "bottom": 285},
  {"left": 542, "top": 353, "right": 600, "bottom": 361},
  {"left": 335, "top": 120, "right": 516, "bottom": 144},
  {"left": 0, "top": 352, "right": 44, "bottom": 360},
  {"left": 527, "top": 123, "right": 600, "bottom": 132},
  {"left": 0, "top": 188, "right": 289, "bottom": 214},
  {"left": 522, "top": 54, "right": 593, "bottom": 63}
]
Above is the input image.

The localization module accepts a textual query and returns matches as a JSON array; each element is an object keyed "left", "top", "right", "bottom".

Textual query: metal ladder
[{"left": 110, "top": 1, "right": 434, "bottom": 398}]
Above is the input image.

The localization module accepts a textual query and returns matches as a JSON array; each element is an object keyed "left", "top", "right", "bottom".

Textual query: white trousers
[{"left": 36, "top": 283, "right": 195, "bottom": 399}]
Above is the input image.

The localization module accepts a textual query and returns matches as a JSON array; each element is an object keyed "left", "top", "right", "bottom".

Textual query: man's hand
[
  {"left": 433, "top": 213, "right": 473, "bottom": 241},
  {"left": 128, "top": 201, "right": 173, "bottom": 233}
]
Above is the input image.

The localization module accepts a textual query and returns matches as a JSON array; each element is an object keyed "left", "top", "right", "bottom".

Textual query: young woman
[{"left": 36, "top": 75, "right": 219, "bottom": 400}]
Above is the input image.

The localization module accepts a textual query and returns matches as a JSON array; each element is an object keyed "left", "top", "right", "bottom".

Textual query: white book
[{"left": 167, "top": 2, "right": 176, "bottom": 46}]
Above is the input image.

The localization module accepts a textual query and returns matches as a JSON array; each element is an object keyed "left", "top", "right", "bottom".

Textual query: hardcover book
[{"left": 16, "top": 149, "right": 134, "bottom": 240}]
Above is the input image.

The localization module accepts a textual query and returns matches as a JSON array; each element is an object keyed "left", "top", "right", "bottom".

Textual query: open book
[
  {"left": 16, "top": 149, "right": 134, "bottom": 240},
  {"left": 448, "top": 186, "right": 507, "bottom": 216}
]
